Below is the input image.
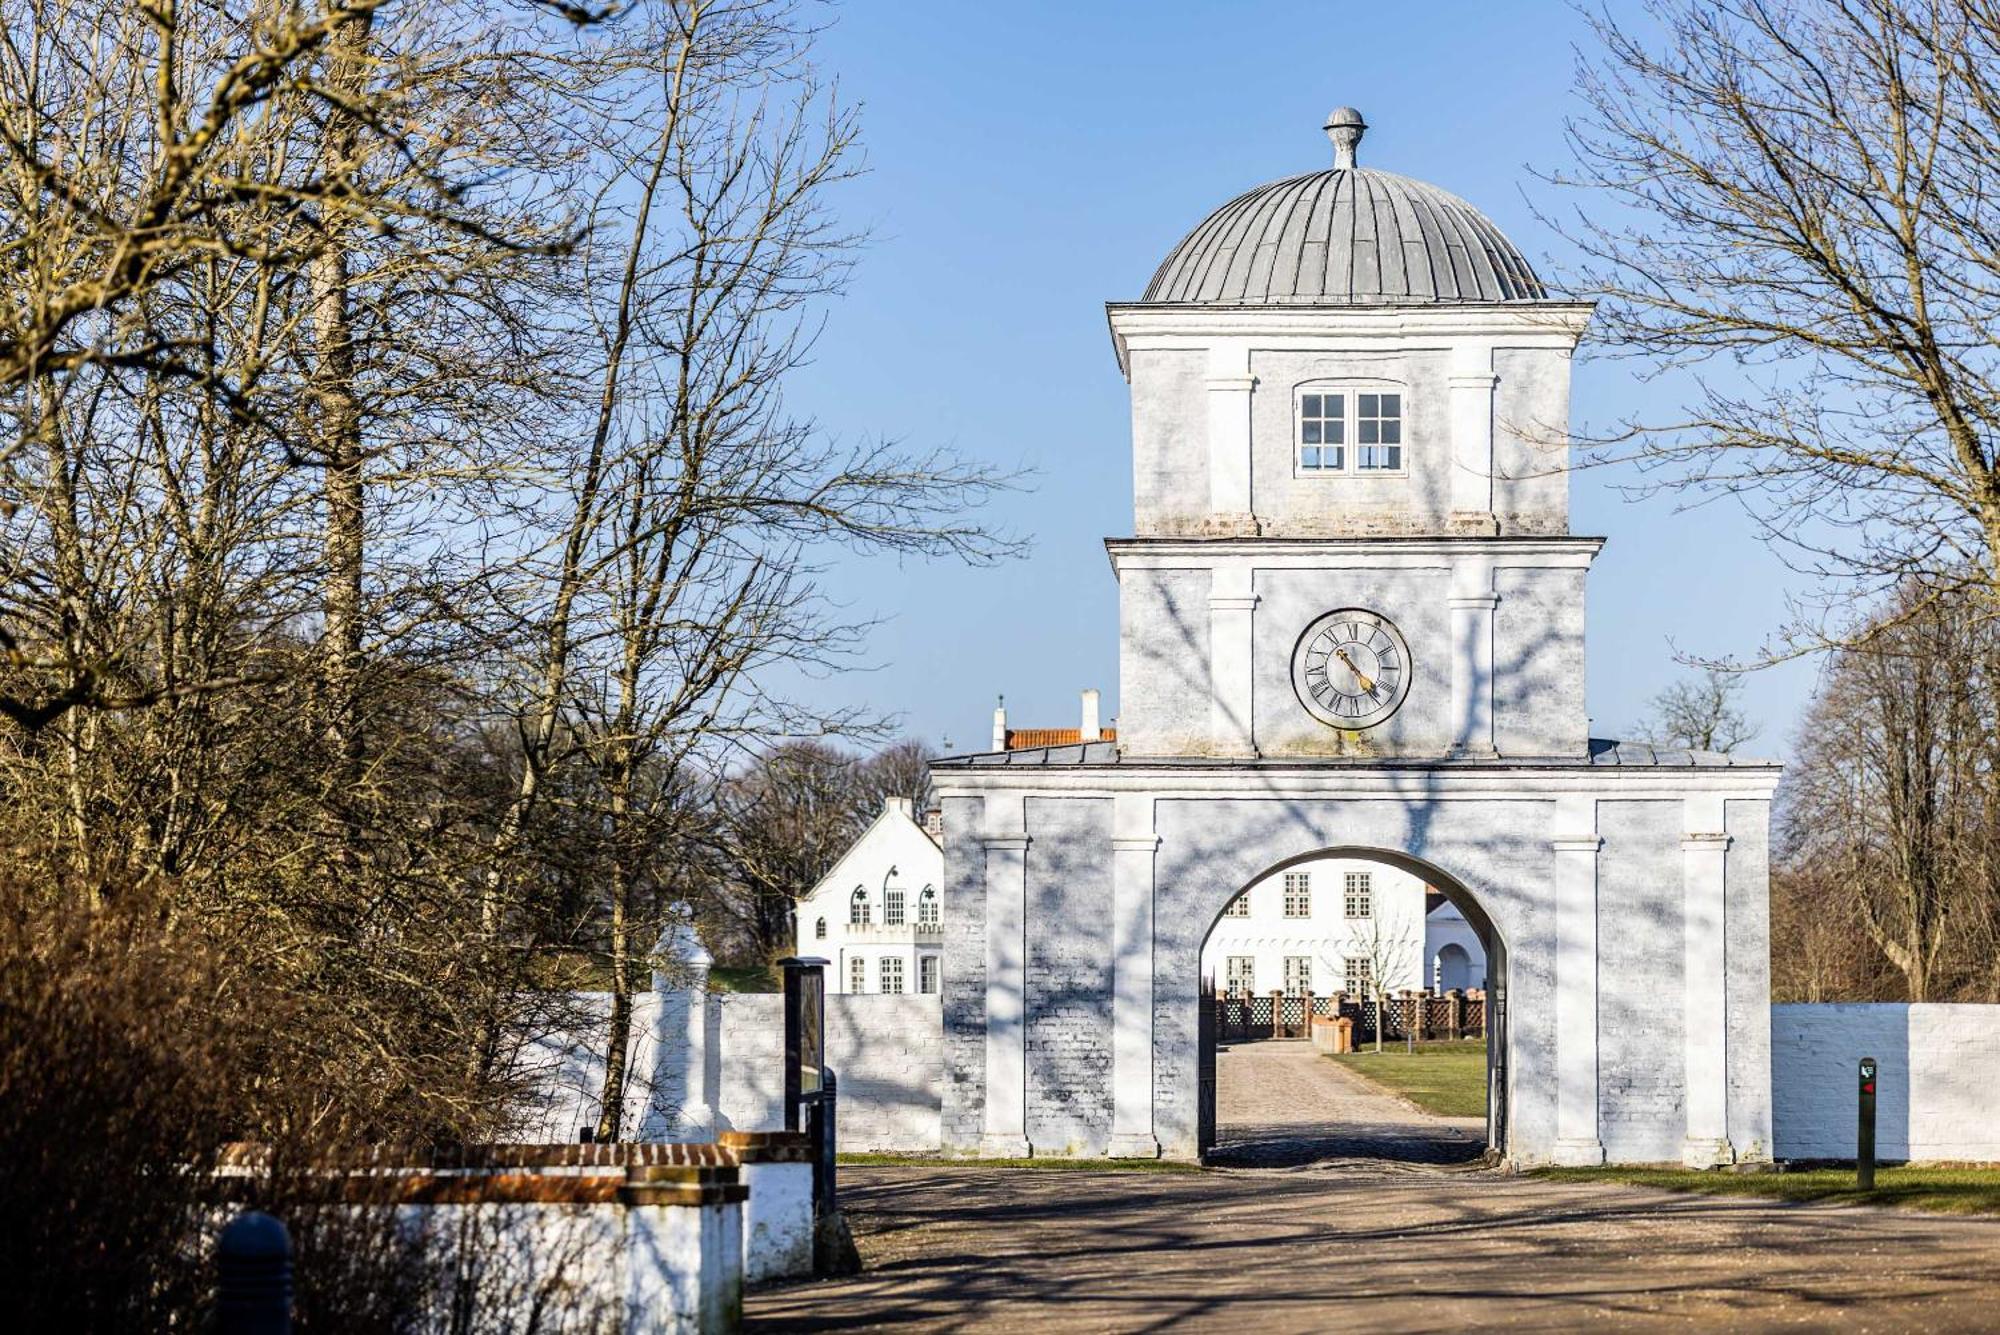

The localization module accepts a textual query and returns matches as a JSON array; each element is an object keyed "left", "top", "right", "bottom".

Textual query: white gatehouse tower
[{"left": 932, "top": 110, "right": 1779, "bottom": 1166}]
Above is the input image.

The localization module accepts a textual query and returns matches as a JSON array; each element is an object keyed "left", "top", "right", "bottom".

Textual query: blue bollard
[{"left": 217, "top": 1210, "right": 292, "bottom": 1335}]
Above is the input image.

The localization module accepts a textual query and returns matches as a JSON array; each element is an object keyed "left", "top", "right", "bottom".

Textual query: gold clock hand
[{"left": 1334, "top": 646, "right": 1377, "bottom": 695}]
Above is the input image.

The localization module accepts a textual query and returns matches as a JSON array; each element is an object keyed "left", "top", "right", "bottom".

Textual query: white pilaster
[
  {"left": 1449, "top": 343, "right": 1498, "bottom": 534},
  {"left": 1682, "top": 793, "right": 1735, "bottom": 1167},
  {"left": 1448, "top": 558, "right": 1498, "bottom": 757},
  {"left": 1551, "top": 795, "right": 1604, "bottom": 1165},
  {"left": 1205, "top": 343, "right": 1256, "bottom": 531},
  {"left": 1108, "top": 793, "right": 1161, "bottom": 1158},
  {"left": 1209, "top": 564, "right": 1259, "bottom": 757},
  {"left": 980, "top": 796, "right": 1032, "bottom": 1157}
]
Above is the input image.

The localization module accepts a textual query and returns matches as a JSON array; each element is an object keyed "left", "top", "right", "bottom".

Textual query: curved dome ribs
[{"left": 1140, "top": 137, "right": 1548, "bottom": 308}]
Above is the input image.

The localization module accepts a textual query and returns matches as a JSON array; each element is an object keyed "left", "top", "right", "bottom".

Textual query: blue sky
[{"left": 781, "top": 0, "right": 1822, "bottom": 758}]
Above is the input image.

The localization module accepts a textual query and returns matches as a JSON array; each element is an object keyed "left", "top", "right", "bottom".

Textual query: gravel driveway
[{"left": 747, "top": 1044, "right": 2000, "bottom": 1331}]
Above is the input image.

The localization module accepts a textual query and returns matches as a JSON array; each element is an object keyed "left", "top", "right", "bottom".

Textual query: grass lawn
[
  {"left": 708, "top": 963, "right": 781, "bottom": 993},
  {"left": 1329, "top": 1039, "right": 1488, "bottom": 1118},
  {"left": 839, "top": 1152, "right": 1202, "bottom": 1173},
  {"left": 1533, "top": 1165, "right": 2000, "bottom": 1217}
]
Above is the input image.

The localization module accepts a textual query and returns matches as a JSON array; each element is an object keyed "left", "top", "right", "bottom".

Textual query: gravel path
[
  {"left": 747, "top": 1045, "right": 2000, "bottom": 1330},
  {"left": 1209, "top": 1040, "right": 1487, "bottom": 1167},
  {"left": 747, "top": 1164, "right": 2000, "bottom": 1332}
]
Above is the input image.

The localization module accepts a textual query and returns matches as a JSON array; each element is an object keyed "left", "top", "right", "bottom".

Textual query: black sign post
[
  {"left": 780, "top": 955, "right": 840, "bottom": 1242},
  {"left": 779, "top": 957, "right": 827, "bottom": 1132},
  {"left": 1857, "top": 1056, "right": 1877, "bottom": 1191}
]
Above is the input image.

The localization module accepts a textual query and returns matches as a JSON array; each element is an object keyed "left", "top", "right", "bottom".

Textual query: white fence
[{"left": 1772, "top": 1003, "right": 2000, "bottom": 1162}]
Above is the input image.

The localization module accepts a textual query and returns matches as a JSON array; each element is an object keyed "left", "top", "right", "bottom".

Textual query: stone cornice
[
  {"left": 1106, "top": 534, "right": 1605, "bottom": 571},
  {"left": 1103, "top": 301, "right": 1596, "bottom": 375},
  {"left": 935, "top": 765, "right": 1781, "bottom": 802}
]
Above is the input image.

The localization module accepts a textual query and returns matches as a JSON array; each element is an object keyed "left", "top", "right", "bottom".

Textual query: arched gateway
[{"left": 930, "top": 110, "right": 1779, "bottom": 1168}]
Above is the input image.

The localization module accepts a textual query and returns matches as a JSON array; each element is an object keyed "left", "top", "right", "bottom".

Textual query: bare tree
[
  {"left": 1329, "top": 914, "right": 1420, "bottom": 1054},
  {"left": 1556, "top": 0, "right": 2000, "bottom": 648},
  {"left": 476, "top": 0, "right": 1014, "bottom": 1139},
  {"left": 1781, "top": 580, "right": 2000, "bottom": 998},
  {"left": 1633, "top": 668, "right": 1761, "bottom": 753}
]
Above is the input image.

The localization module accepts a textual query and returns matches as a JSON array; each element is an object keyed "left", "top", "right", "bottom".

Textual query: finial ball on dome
[{"left": 1323, "top": 106, "right": 1367, "bottom": 170}]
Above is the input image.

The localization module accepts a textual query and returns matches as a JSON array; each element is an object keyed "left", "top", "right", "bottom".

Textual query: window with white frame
[
  {"left": 1283, "top": 871, "right": 1311, "bottom": 918},
  {"left": 849, "top": 955, "right": 867, "bottom": 992},
  {"left": 1344, "top": 956, "right": 1373, "bottom": 995},
  {"left": 1222, "top": 892, "right": 1250, "bottom": 918},
  {"left": 1284, "top": 955, "right": 1312, "bottom": 995},
  {"left": 1224, "top": 956, "right": 1256, "bottom": 994},
  {"left": 920, "top": 955, "right": 940, "bottom": 994},
  {"left": 849, "top": 886, "right": 870, "bottom": 926},
  {"left": 1297, "top": 391, "right": 1346, "bottom": 471},
  {"left": 814, "top": 916, "right": 826, "bottom": 940},
  {"left": 880, "top": 956, "right": 905, "bottom": 994},
  {"left": 1297, "top": 386, "right": 1404, "bottom": 475},
  {"left": 884, "top": 884, "right": 906, "bottom": 926},
  {"left": 1344, "top": 870, "right": 1373, "bottom": 919},
  {"left": 1355, "top": 391, "right": 1403, "bottom": 470},
  {"left": 918, "top": 886, "right": 939, "bottom": 927}
]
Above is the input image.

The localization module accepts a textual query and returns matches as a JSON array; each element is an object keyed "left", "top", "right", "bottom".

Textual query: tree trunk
[
  {"left": 310, "top": 11, "right": 372, "bottom": 877},
  {"left": 593, "top": 743, "right": 636, "bottom": 1143}
]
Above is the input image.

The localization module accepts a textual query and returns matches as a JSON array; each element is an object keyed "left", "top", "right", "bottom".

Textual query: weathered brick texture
[{"left": 1772, "top": 1004, "right": 2000, "bottom": 1162}]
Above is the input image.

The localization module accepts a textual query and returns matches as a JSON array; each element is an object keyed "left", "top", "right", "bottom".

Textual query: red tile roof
[{"left": 1005, "top": 728, "right": 1117, "bottom": 751}]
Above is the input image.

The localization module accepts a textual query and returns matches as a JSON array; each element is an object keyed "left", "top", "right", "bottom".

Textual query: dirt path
[
  {"left": 747, "top": 1166, "right": 2000, "bottom": 1331},
  {"left": 1210, "top": 1040, "right": 1487, "bottom": 1167}
]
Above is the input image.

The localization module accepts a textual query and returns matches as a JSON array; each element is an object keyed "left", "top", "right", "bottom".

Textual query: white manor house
[
  {"left": 924, "top": 108, "right": 1781, "bottom": 1167},
  {"left": 793, "top": 796, "right": 944, "bottom": 996},
  {"left": 1203, "top": 856, "right": 1486, "bottom": 999}
]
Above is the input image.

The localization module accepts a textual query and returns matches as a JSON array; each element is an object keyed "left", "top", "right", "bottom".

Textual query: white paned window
[
  {"left": 1224, "top": 956, "right": 1256, "bottom": 994},
  {"left": 918, "top": 886, "right": 939, "bottom": 927},
  {"left": 884, "top": 885, "right": 906, "bottom": 926},
  {"left": 850, "top": 886, "right": 870, "bottom": 926},
  {"left": 1356, "top": 391, "right": 1403, "bottom": 470},
  {"left": 1297, "top": 391, "right": 1346, "bottom": 471},
  {"left": 849, "top": 955, "right": 867, "bottom": 993},
  {"left": 1344, "top": 956, "right": 1373, "bottom": 995},
  {"left": 1223, "top": 892, "right": 1250, "bottom": 918},
  {"left": 1344, "top": 871, "right": 1373, "bottom": 919},
  {"left": 1284, "top": 955, "right": 1312, "bottom": 995},
  {"left": 1297, "top": 386, "right": 1405, "bottom": 475},
  {"left": 880, "top": 956, "right": 905, "bottom": 994},
  {"left": 814, "top": 917, "right": 826, "bottom": 940},
  {"left": 920, "top": 955, "right": 940, "bottom": 994},
  {"left": 1283, "top": 872, "right": 1311, "bottom": 918}
]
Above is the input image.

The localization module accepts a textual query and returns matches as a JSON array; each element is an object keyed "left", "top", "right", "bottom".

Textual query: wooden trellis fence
[{"left": 1211, "top": 988, "right": 1486, "bottom": 1045}]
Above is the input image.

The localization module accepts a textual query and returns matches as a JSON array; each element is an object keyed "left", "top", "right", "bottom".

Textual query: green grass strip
[
  {"left": 1532, "top": 1165, "right": 2000, "bottom": 1216},
  {"left": 1329, "top": 1039, "right": 1489, "bottom": 1118}
]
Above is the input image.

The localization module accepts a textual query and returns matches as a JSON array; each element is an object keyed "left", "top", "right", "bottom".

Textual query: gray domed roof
[{"left": 1141, "top": 109, "right": 1546, "bottom": 306}]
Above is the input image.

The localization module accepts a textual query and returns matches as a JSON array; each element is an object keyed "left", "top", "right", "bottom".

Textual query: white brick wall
[
  {"left": 1772, "top": 1003, "right": 2000, "bottom": 1162},
  {"left": 514, "top": 989, "right": 943, "bottom": 1153},
  {"left": 705, "top": 993, "right": 943, "bottom": 1151}
]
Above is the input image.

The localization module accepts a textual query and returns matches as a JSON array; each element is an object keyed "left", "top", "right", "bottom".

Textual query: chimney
[
  {"left": 1080, "top": 688, "right": 1101, "bottom": 742},
  {"left": 886, "top": 795, "right": 913, "bottom": 820},
  {"left": 991, "top": 694, "right": 1007, "bottom": 752}
]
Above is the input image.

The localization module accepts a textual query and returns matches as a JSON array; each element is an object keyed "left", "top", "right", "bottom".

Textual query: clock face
[{"left": 1291, "top": 609, "right": 1412, "bottom": 730}]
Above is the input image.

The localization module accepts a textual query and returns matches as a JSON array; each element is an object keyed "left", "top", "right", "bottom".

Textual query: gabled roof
[{"left": 800, "top": 800, "right": 940, "bottom": 906}]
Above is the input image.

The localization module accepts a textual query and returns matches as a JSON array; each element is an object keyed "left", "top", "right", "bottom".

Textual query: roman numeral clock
[{"left": 1290, "top": 608, "right": 1411, "bottom": 730}]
